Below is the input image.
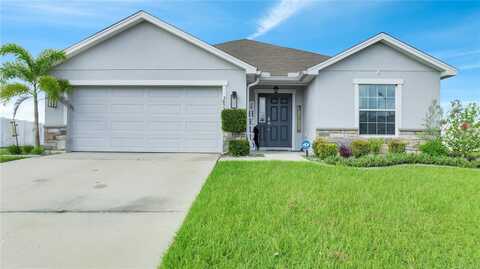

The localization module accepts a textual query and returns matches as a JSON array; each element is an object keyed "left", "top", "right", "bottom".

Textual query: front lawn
[
  {"left": 161, "top": 161, "right": 480, "bottom": 268},
  {"left": 0, "top": 155, "right": 26, "bottom": 163}
]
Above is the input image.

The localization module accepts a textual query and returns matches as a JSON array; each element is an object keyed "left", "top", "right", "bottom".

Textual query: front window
[{"left": 359, "top": 84, "right": 395, "bottom": 135}]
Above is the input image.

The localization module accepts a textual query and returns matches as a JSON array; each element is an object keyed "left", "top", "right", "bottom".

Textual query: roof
[
  {"left": 306, "top": 32, "right": 457, "bottom": 78},
  {"left": 214, "top": 39, "right": 330, "bottom": 75},
  {"left": 63, "top": 11, "right": 257, "bottom": 74}
]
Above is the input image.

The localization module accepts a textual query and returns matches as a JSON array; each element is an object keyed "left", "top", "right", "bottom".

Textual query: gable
[
  {"left": 57, "top": 21, "right": 241, "bottom": 70},
  {"left": 324, "top": 42, "right": 436, "bottom": 72},
  {"left": 306, "top": 33, "right": 457, "bottom": 78}
]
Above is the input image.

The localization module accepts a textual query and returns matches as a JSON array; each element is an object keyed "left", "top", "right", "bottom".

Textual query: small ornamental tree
[
  {"left": 421, "top": 100, "right": 444, "bottom": 140},
  {"left": 444, "top": 100, "right": 480, "bottom": 157},
  {"left": 221, "top": 109, "right": 249, "bottom": 156}
]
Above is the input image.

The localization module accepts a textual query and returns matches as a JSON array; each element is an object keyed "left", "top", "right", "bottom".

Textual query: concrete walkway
[
  {"left": 221, "top": 151, "right": 308, "bottom": 161},
  {"left": 1, "top": 153, "right": 218, "bottom": 269}
]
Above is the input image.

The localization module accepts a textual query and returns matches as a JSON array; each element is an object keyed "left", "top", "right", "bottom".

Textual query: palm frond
[
  {"left": 0, "top": 61, "right": 34, "bottom": 82},
  {"left": 57, "top": 79, "right": 73, "bottom": 94},
  {"left": 0, "top": 82, "right": 31, "bottom": 103},
  {"left": 0, "top": 43, "right": 35, "bottom": 69},
  {"left": 38, "top": 75, "right": 60, "bottom": 98},
  {"left": 12, "top": 95, "right": 31, "bottom": 120},
  {"left": 35, "top": 49, "right": 66, "bottom": 75}
]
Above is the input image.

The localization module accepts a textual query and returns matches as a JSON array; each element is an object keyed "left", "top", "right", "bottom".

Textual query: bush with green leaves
[
  {"left": 419, "top": 138, "right": 449, "bottom": 156},
  {"left": 351, "top": 140, "right": 370, "bottom": 158},
  {"left": 312, "top": 138, "right": 328, "bottom": 157},
  {"left": 443, "top": 100, "right": 480, "bottom": 157},
  {"left": 7, "top": 144, "right": 21, "bottom": 155},
  {"left": 228, "top": 140, "right": 250, "bottom": 156},
  {"left": 221, "top": 109, "right": 247, "bottom": 133},
  {"left": 388, "top": 140, "right": 407, "bottom": 154},
  {"left": 22, "top": 145, "right": 34, "bottom": 154},
  {"left": 323, "top": 153, "right": 479, "bottom": 169},
  {"left": 316, "top": 142, "right": 337, "bottom": 159},
  {"left": 32, "top": 146, "right": 45, "bottom": 155},
  {"left": 367, "top": 138, "right": 383, "bottom": 155}
]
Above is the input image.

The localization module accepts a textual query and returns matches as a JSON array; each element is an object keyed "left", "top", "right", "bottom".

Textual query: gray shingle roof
[{"left": 214, "top": 39, "right": 330, "bottom": 75}]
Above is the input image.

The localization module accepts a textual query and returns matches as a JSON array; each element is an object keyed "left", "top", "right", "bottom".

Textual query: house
[{"left": 45, "top": 10, "right": 457, "bottom": 153}]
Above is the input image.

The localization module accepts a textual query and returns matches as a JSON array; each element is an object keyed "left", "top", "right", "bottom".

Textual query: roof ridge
[{"left": 215, "top": 39, "right": 330, "bottom": 58}]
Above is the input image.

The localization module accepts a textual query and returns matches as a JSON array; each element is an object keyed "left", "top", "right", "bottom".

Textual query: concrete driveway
[{"left": 0, "top": 152, "right": 218, "bottom": 269}]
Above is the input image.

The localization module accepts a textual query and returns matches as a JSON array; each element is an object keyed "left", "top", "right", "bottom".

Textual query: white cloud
[{"left": 248, "top": 0, "right": 312, "bottom": 39}]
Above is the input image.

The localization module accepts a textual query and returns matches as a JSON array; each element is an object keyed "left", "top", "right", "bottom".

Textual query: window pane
[
  {"left": 359, "top": 111, "right": 367, "bottom": 122},
  {"left": 386, "top": 98, "right": 395, "bottom": 110},
  {"left": 368, "top": 111, "right": 377, "bottom": 122},
  {"left": 387, "top": 123, "right": 395, "bottom": 135},
  {"left": 368, "top": 86, "right": 377, "bottom": 97},
  {"left": 258, "top": 97, "right": 266, "bottom": 123},
  {"left": 378, "top": 98, "right": 386, "bottom": 110},
  {"left": 387, "top": 111, "right": 395, "bottom": 123},
  {"left": 377, "top": 85, "right": 386, "bottom": 98},
  {"left": 377, "top": 111, "right": 386, "bottom": 123},
  {"left": 360, "top": 123, "right": 367, "bottom": 134},
  {"left": 387, "top": 86, "right": 395, "bottom": 98},
  {"left": 368, "top": 123, "right": 376, "bottom": 134},
  {"left": 378, "top": 123, "right": 386, "bottom": 134},
  {"left": 360, "top": 98, "right": 368, "bottom": 109},
  {"left": 360, "top": 86, "right": 368, "bottom": 97},
  {"left": 368, "top": 98, "right": 377, "bottom": 109}
]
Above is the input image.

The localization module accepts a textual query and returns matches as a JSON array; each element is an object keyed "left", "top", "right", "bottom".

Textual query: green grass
[
  {"left": 0, "top": 155, "right": 27, "bottom": 163},
  {"left": 161, "top": 161, "right": 480, "bottom": 268}
]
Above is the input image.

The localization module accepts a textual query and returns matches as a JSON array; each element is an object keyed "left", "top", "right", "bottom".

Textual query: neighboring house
[
  {"left": 45, "top": 10, "right": 456, "bottom": 153},
  {"left": 0, "top": 118, "right": 44, "bottom": 147}
]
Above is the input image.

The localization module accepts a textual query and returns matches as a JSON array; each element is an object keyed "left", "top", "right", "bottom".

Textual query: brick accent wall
[
  {"left": 44, "top": 126, "right": 67, "bottom": 151},
  {"left": 316, "top": 128, "right": 425, "bottom": 152}
]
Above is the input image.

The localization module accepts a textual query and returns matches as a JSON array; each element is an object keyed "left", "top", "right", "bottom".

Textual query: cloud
[
  {"left": 433, "top": 49, "right": 480, "bottom": 59},
  {"left": 248, "top": 0, "right": 312, "bottom": 39}
]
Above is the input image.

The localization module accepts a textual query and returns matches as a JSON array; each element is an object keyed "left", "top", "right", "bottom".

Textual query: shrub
[
  {"left": 443, "top": 101, "right": 480, "bottom": 157},
  {"left": 368, "top": 138, "right": 384, "bottom": 155},
  {"left": 388, "top": 140, "right": 407, "bottom": 154},
  {"left": 221, "top": 109, "right": 247, "bottom": 133},
  {"left": 316, "top": 143, "right": 337, "bottom": 159},
  {"left": 228, "top": 140, "right": 250, "bottom": 156},
  {"left": 7, "top": 144, "right": 22, "bottom": 155},
  {"left": 419, "top": 138, "right": 449, "bottom": 156},
  {"left": 22, "top": 145, "right": 34, "bottom": 154},
  {"left": 338, "top": 144, "right": 352, "bottom": 158},
  {"left": 312, "top": 138, "right": 328, "bottom": 157},
  {"left": 32, "top": 146, "right": 45, "bottom": 155},
  {"left": 351, "top": 140, "right": 370, "bottom": 158},
  {"left": 323, "top": 153, "right": 479, "bottom": 169}
]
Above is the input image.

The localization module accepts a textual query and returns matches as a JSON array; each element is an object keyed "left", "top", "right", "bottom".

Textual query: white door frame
[{"left": 253, "top": 88, "right": 296, "bottom": 150}]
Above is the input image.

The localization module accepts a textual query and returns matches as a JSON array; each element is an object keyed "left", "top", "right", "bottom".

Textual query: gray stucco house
[{"left": 45, "top": 11, "right": 457, "bottom": 153}]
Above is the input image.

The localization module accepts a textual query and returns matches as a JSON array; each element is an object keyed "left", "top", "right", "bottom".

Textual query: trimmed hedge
[
  {"left": 316, "top": 143, "right": 337, "bottom": 159},
  {"left": 388, "top": 140, "right": 407, "bottom": 154},
  {"left": 368, "top": 138, "right": 383, "bottom": 155},
  {"left": 351, "top": 140, "right": 370, "bottom": 158},
  {"left": 32, "top": 146, "right": 45, "bottom": 155},
  {"left": 228, "top": 140, "right": 250, "bottom": 156},
  {"left": 419, "top": 138, "right": 449, "bottom": 156},
  {"left": 323, "top": 153, "right": 479, "bottom": 169},
  {"left": 22, "top": 145, "right": 34, "bottom": 154},
  {"left": 221, "top": 109, "right": 247, "bottom": 133}
]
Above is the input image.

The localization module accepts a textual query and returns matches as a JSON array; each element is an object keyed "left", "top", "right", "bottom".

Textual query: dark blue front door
[{"left": 258, "top": 93, "right": 292, "bottom": 148}]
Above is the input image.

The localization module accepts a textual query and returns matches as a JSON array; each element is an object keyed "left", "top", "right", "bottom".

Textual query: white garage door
[{"left": 69, "top": 86, "right": 222, "bottom": 153}]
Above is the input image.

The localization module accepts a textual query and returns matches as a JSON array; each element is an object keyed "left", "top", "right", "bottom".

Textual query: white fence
[{"left": 0, "top": 118, "right": 44, "bottom": 147}]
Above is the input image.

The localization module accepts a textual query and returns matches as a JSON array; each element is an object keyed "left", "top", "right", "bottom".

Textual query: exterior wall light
[
  {"left": 230, "top": 90, "right": 238, "bottom": 109},
  {"left": 273, "top": 86, "right": 279, "bottom": 94}
]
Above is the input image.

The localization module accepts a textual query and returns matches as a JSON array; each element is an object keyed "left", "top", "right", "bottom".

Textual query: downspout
[{"left": 246, "top": 76, "right": 260, "bottom": 147}]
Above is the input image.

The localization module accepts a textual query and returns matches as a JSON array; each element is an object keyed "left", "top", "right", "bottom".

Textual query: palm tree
[{"left": 0, "top": 44, "right": 71, "bottom": 148}]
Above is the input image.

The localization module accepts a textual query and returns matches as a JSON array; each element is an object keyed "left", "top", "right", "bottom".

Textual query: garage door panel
[
  {"left": 70, "top": 86, "right": 222, "bottom": 152},
  {"left": 148, "top": 104, "right": 182, "bottom": 114}
]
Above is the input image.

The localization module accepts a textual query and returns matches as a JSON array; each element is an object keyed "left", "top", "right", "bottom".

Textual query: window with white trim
[{"left": 359, "top": 84, "right": 396, "bottom": 135}]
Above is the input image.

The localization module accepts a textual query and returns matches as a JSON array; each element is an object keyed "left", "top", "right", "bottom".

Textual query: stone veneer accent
[
  {"left": 316, "top": 128, "right": 425, "bottom": 152},
  {"left": 44, "top": 126, "right": 67, "bottom": 151}
]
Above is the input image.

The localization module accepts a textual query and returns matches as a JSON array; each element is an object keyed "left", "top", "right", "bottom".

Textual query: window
[
  {"left": 359, "top": 84, "right": 395, "bottom": 135},
  {"left": 258, "top": 96, "right": 266, "bottom": 123}
]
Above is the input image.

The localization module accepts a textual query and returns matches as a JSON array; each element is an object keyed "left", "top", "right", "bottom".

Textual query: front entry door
[{"left": 258, "top": 93, "right": 292, "bottom": 148}]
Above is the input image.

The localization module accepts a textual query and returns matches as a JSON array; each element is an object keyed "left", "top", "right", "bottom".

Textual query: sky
[{"left": 0, "top": 0, "right": 479, "bottom": 122}]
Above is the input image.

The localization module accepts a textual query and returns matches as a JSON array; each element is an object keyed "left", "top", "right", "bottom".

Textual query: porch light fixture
[
  {"left": 273, "top": 86, "right": 279, "bottom": 94},
  {"left": 230, "top": 91, "right": 238, "bottom": 109}
]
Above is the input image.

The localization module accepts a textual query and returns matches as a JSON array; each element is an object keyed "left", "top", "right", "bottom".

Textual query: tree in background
[
  {"left": 0, "top": 44, "right": 71, "bottom": 148},
  {"left": 421, "top": 100, "right": 444, "bottom": 140},
  {"left": 444, "top": 100, "right": 480, "bottom": 158}
]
